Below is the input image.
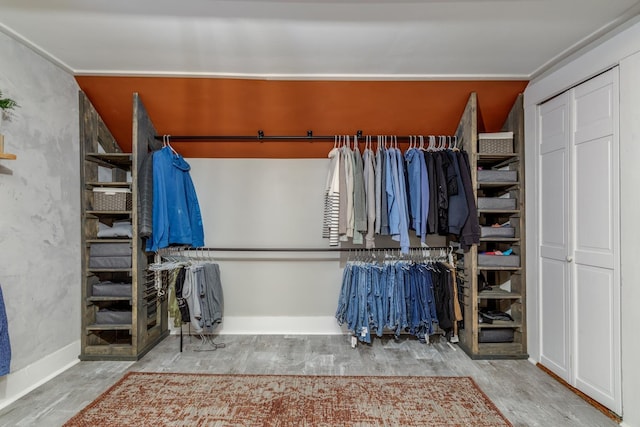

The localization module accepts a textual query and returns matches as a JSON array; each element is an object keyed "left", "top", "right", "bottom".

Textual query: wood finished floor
[{"left": 0, "top": 334, "right": 618, "bottom": 427}]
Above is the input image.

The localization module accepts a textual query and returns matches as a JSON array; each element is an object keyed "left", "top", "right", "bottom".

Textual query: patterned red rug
[{"left": 64, "top": 372, "right": 512, "bottom": 426}]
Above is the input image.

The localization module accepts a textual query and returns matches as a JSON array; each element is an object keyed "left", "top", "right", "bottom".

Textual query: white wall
[
  {"left": 524, "top": 17, "right": 640, "bottom": 427},
  {"left": 0, "top": 31, "right": 81, "bottom": 408},
  {"left": 186, "top": 158, "right": 345, "bottom": 334}
]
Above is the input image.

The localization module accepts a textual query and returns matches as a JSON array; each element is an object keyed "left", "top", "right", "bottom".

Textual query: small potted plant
[
  {"left": 0, "top": 90, "right": 18, "bottom": 156},
  {"left": 0, "top": 90, "right": 18, "bottom": 120}
]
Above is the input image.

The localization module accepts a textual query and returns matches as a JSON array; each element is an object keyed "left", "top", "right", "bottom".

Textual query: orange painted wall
[{"left": 75, "top": 77, "right": 528, "bottom": 158}]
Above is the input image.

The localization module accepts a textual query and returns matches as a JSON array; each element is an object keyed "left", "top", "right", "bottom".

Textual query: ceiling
[{"left": 1, "top": 0, "right": 640, "bottom": 80}]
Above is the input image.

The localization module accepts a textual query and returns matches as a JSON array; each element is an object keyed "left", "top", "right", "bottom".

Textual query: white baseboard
[
  {"left": 169, "top": 316, "right": 345, "bottom": 335},
  {"left": 0, "top": 340, "right": 80, "bottom": 410}
]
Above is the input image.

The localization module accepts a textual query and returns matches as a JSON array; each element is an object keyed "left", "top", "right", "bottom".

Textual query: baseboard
[
  {"left": 0, "top": 340, "right": 80, "bottom": 410},
  {"left": 169, "top": 316, "right": 345, "bottom": 335}
]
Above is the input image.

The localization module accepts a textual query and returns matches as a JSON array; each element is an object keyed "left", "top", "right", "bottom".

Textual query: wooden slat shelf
[
  {"left": 478, "top": 266, "right": 522, "bottom": 271},
  {"left": 478, "top": 289, "right": 522, "bottom": 299},
  {"left": 0, "top": 152, "right": 17, "bottom": 160},
  {"left": 478, "top": 209, "right": 520, "bottom": 214},
  {"left": 85, "top": 152, "right": 131, "bottom": 169},
  {"left": 86, "top": 324, "right": 132, "bottom": 332},
  {"left": 480, "top": 237, "right": 520, "bottom": 242},
  {"left": 86, "top": 238, "right": 132, "bottom": 244},
  {"left": 86, "top": 210, "right": 131, "bottom": 218},
  {"left": 478, "top": 320, "right": 522, "bottom": 328},
  {"left": 477, "top": 181, "right": 520, "bottom": 188},
  {"left": 85, "top": 181, "right": 131, "bottom": 189},
  {"left": 87, "top": 296, "right": 132, "bottom": 303},
  {"left": 87, "top": 268, "right": 132, "bottom": 273}
]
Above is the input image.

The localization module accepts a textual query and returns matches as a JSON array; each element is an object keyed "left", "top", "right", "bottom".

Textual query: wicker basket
[
  {"left": 478, "top": 132, "right": 514, "bottom": 154},
  {"left": 93, "top": 187, "right": 132, "bottom": 211}
]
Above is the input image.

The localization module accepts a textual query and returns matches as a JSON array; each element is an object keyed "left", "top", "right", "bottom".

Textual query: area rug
[{"left": 64, "top": 372, "right": 512, "bottom": 426}]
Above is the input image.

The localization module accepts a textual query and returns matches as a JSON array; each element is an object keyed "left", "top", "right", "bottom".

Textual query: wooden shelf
[
  {"left": 0, "top": 152, "right": 16, "bottom": 160},
  {"left": 86, "top": 324, "right": 132, "bottom": 332},
  {"left": 85, "top": 152, "right": 131, "bottom": 169},
  {"left": 477, "top": 181, "right": 520, "bottom": 188},
  {"left": 480, "top": 237, "right": 520, "bottom": 243},
  {"left": 87, "top": 238, "right": 132, "bottom": 244},
  {"left": 86, "top": 210, "right": 131, "bottom": 218},
  {"left": 87, "top": 296, "right": 132, "bottom": 303},
  {"left": 478, "top": 289, "right": 522, "bottom": 299},
  {"left": 478, "top": 209, "right": 520, "bottom": 214},
  {"left": 478, "top": 320, "right": 522, "bottom": 328},
  {"left": 85, "top": 181, "right": 131, "bottom": 189}
]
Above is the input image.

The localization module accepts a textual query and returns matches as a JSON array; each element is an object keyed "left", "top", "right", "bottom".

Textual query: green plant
[{"left": 0, "top": 90, "right": 18, "bottom": 112}]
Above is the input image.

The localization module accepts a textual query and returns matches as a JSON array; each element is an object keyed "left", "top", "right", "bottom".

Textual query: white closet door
[
  {"left": 570, "top": 69, "right": 621, "bottom": 413},
  {"left": 538, "top": 93, "right": 571, "bottom": 382}
]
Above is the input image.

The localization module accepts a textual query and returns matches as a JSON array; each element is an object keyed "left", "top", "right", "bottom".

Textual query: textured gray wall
[{"left": 0, "top": 31, "right": 80, "bottom": 372}]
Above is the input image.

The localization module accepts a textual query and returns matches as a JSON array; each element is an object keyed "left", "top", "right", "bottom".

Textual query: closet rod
[
  {"left": 160, "top": 246, "right": 451, "bottom": 253},
  {"left": 154, "top": 131, "right": 456, "bottom": 143}
]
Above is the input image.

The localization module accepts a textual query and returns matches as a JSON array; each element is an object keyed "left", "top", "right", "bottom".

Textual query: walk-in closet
[{"left": 2, "top": 2, "right": 640, "bottom": 426}]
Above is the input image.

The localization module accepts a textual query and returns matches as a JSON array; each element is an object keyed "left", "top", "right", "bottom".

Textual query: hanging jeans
[{"left": 336, "top": 261, "right": 447, "bottom": 343}]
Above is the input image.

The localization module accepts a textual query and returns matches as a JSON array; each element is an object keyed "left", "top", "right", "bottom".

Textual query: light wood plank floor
[{"left": 0, "top": 334, "right": 618, "bottom": 426}]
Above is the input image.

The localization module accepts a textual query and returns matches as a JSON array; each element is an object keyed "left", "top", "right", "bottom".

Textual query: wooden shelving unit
[
  {"left": 79, "top": 91, "right": 168, "bottom": 361},
  {"left": 455, "top": 93, "right": 527, "bottom": 360}
]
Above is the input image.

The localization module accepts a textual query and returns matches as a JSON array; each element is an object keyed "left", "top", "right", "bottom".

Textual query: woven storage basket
[
  {"left": 478, "top": 131, "right": 514, "bottom": 154},
  {"left": 93, "top": 187, "right": 132, "bottom": 211}
]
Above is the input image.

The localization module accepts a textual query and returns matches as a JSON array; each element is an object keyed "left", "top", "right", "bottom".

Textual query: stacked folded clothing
[
  {"left": 92, "top": 280, "right": 132, "bottom": 297},
  {"left": 89, "top": 242, "right": 132, "bottom": 268}
]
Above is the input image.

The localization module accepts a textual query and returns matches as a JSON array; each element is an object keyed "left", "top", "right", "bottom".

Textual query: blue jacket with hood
[{"left": 147, "top": 146, "right": 204, "bottom": 252}]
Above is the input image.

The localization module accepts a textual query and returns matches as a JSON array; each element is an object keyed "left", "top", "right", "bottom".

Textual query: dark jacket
[{"left": 457, "top": 151, "right": 480, "bottom": 251}]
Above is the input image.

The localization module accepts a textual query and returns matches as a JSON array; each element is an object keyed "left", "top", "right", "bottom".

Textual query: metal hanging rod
[
  {"left": 158, "top": 246, "right": 452, "bottom": 253},
  {"left": 154, "top": 131, "right": 457, "bottom": 143}
]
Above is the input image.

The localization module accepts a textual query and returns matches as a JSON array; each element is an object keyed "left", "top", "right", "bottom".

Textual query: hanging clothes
[
  {"left": 168, "top": 262, "right": 224, "bottom": 334},
  {"left": 336, "top": 258, "right": 454, "bottom": 344},
  {"left": 147, "top": 146, "right": 205, "bottom": 252},
  {"left": 0, "top": 284, "right": 11, "bottom": 376},
  {"left": 323, "top": 135, "right": 479, "bottom": 252},
  {"left": 322, "top": 146, "right": 341, "bottom": 246}
]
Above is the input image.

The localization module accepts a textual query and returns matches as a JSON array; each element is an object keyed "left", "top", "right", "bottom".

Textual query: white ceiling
[{"left": 1, "top": 0, "right": 639, "bottom": 80}]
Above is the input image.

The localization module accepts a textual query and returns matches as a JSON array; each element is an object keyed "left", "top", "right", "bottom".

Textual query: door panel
[
  {"left": 573, "top": 136, "right": 614, "bottom": 269},
  {"left": 539, "top": 258, "right": 570, "bottom": 378},
  {"left": 570, "top": 69, "right": 621, "bottom": 414},
  {"left": 540, "top": 149, "right": 567, "bottom": 261},
  {"left": 538, "top": 93, "right": 570, "bottom": 381},
  {"left": 574, "top": 265, "right": 617, "bottom": 410}
]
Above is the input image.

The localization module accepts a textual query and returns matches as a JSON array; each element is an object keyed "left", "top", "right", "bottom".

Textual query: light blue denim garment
[
  {"left": 379, "top": 147, "right": 390, "bottom": 235},
  {"left": 370, "top": 265, "right": 385, "bottom": 337},
  {"left": 385, "top": 149, "right": 400, "bottom": 236},
  {"left": 404, "top": 148, "right": 422, "bottom": 234},
  {"left": 421, "top": 264, "right": 439, "bottom": 328},
  {"left": 335, "top": 264, "right": 353, "bottom": 326},
  {"left": 374, "top": 147, "right": 383, "bottom": 234},
  {"left": 356, "top": 264, "right": 372, "bottom": 343},
  {"left": 418, "top": 150, "right": 430, "bottom": 243},
  {"left": 394, "top": 262, "right": 409, "bottom": 336},
  {"left": 394, "top": 148, "right": 411, "bottom": 253}
]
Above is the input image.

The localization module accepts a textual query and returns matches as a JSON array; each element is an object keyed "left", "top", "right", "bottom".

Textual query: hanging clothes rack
[{"left": 153, "top": 131, "right": 458, "bottom": 145}]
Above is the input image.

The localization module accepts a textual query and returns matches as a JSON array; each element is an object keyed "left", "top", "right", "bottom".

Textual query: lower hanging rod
[{"left": 160, "top": 246, "right": 452, "bottom": 253}]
